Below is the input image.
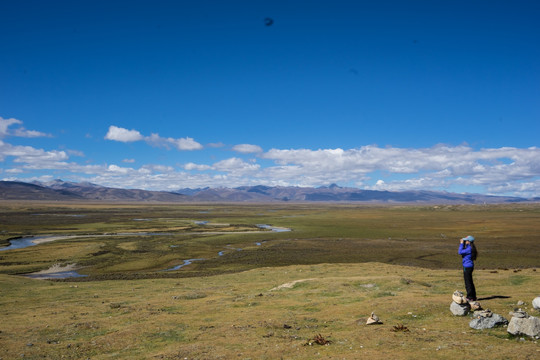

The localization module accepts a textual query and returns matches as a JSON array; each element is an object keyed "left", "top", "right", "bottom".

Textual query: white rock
[
  {"left": 507, "top": 314, "right": 540, "bottom": 338},
  {"left": 532, "top": 297, "right": 540, "bottom": 310}
]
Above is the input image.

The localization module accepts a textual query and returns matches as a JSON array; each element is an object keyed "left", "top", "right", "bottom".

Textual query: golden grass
[
  {"left": 1, "top": 263, "right": 539, "bottom": 359},
  {"left": 1, "top": 203, "right": 539, "bottom": 358}
]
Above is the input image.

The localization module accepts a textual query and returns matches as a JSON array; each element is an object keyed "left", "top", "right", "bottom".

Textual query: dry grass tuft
[
  {"left": 392, "top": 323, "right": 410, "bottom": 332},
  {"left": 304, "top": 333, "right": 333, "bottom": 346}
]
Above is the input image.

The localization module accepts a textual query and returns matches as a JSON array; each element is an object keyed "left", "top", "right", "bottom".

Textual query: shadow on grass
[{"left": 477, "top": 295, "right": 511, "bottom": 301}]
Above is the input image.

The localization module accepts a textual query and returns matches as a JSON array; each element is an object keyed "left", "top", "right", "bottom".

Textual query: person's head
[
  {"left": 463, "top": 235, "right": 478, "bottom": 260},
  {"left": 462, "top": 235, "right": 475, "bottom": 245}
]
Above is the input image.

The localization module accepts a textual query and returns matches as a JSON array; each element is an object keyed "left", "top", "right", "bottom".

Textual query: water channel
[{"left": 1, "top": 224, "right": 291, "bottom": 279}]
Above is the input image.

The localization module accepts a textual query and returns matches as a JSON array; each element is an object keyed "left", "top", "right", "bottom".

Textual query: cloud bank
[{"left": 2, "top": 119, "right": 540, "bottom": 198}]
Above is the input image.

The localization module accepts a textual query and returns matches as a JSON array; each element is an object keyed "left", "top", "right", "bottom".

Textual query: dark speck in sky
[{"left": 264, "top": 18, "right": 274, "bottom": 26}]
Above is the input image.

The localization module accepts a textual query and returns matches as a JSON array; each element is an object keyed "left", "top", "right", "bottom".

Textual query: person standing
[{"left": 458, "top": 235, "right": 478, "bottom": 301}]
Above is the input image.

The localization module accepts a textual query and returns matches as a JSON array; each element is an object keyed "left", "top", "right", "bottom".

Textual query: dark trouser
[{"left": 463, "top": 266, "right": 476, "bottom": 301}]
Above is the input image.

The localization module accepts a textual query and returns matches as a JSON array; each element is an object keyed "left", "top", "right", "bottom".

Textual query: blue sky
[{"left": 1, "top": 0, "right": 539, "bottom": 197}]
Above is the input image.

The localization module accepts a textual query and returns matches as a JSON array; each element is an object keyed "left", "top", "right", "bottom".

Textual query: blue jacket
[{"left": 458, "top": 243, "right": 474, "bottom": 268}]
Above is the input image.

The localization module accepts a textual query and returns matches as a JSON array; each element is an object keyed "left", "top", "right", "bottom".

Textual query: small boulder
[
  {"left": 469, "top": 309, "right": 508, "bottom": 330},
  {"left": 532, "top": 297, "right": 540, "bottom": 310},
  {"left": 450, "top": 301, "right": 470, "bottom": 316},
  {"left": 507, "top": 311, "right": 540, "bottom": 338}
]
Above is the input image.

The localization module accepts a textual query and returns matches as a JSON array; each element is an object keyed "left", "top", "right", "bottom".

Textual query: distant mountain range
[
  {"left": 0, "top": 180, "right": 536, "bottom": 204},
  {"left": 0, "top": 180, "right": 187, "bottom": 202}
]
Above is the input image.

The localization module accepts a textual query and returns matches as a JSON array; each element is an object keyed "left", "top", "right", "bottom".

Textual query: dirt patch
[
  {"left": 270, "top": 278, "right": 316, "bottom": 291},
  {"left": 28, "top": 263, "right": 80, "bottom": 274}
]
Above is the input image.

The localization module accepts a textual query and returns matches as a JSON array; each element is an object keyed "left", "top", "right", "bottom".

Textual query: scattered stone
[
  {"left": 517, "top": 300, "right": 525, "bottom": 306},
  {"left": 507, "top": 311, "right": 540, "bottom": 338},
  {"left": 469, "top": 309, "right": 508, "bottom": 330},
  {"left": 452, "top": 290, "right": 467, "bottom": 305},
  {"left": 366, "top": 312, "right": 382, "bottom": 325},
  {"left": 450, "top": 301, "right": 470, "bottom": 316},
  {"left": 469, "top": 301, "right": 482, "bottom": 311},
  {"left": 532, "top": 297, "right": 540, "bottom": 310},
  {"left": 474, "top": 309, "right": 493, "bottom": 318},
  {"left": 509, "top": 309, "right": 528, "bottom": 318}
]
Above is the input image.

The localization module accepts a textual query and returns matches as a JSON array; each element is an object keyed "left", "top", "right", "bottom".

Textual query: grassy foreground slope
[
  {"left": 1, "top": 263, "right": 539, "bottom": 359},
  {"left": 0, "top": 202, "right": 539, "bottom": 358}
]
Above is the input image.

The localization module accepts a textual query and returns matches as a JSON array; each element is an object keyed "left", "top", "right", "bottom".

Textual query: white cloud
[
  {"left": 13, "top": 128, "right": 50, "bottom": 138},
  {"left": 145, "top": 133, "right": 203, "bottom": 150},
  {"left": 123, "top": 158, "right": 135, "bottom": 163},
  {"left": 107, "top": 127, "right": 203, "bottom": 151},
  {"left": 0, "top": 117, "right": 50, "bottom": 138},
  {"left": 0, "top": 140, "right": 68, "bottom": 164},
  {"left": 213, "top": 157, "right": 260, "bottom": 173},
  {"left": 184, "top": 162, "right": 212, "bottom": 171},
  {"left": 141, "top": 164, "right": 174, "bottom": 173},
  {"left": 107, "top": 164, "right": 131, "bottom": 174},
  {"left": 232, "top": 144, "right": 263, "bottom": 154},
  {"left": 171, "top": 137, "right": 203, "bottom": 151},
  {"left": 0, "top": 118, "right": 21, "bottom": 137},
  {"left": 104, "top": 125, "right": 144, "bottom": 142},
  {"left": 5, "top": 168, "right": 23, "bottom": 173}
]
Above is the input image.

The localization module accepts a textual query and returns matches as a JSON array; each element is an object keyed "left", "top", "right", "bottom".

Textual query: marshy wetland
[{"left": 1, "top": 202, "right": 539, "bottom": 359}]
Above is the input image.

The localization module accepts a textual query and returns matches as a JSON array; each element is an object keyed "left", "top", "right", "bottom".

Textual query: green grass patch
[{"left": 508, "top": 275, "right": 530, "bottom": 286}]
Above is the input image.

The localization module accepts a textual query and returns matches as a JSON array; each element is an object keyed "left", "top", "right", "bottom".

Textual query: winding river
[{"left": 1, "top": 224, "right": 291, "bottom": 279}]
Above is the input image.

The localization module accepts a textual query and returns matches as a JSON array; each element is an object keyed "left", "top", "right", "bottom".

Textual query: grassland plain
[{"left": 0, "top": 202, "right": 539, "bottom": 359}]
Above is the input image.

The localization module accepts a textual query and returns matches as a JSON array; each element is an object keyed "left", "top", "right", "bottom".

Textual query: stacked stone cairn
[
  {"left": 450, "top": 290, "right": 471, "bottom": 316},
  {"left": 450, "top": 290, "right": 507, "bottom": 330},
  {"left": 450, "top": 291, "right": 540, "bottom": 337}
]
